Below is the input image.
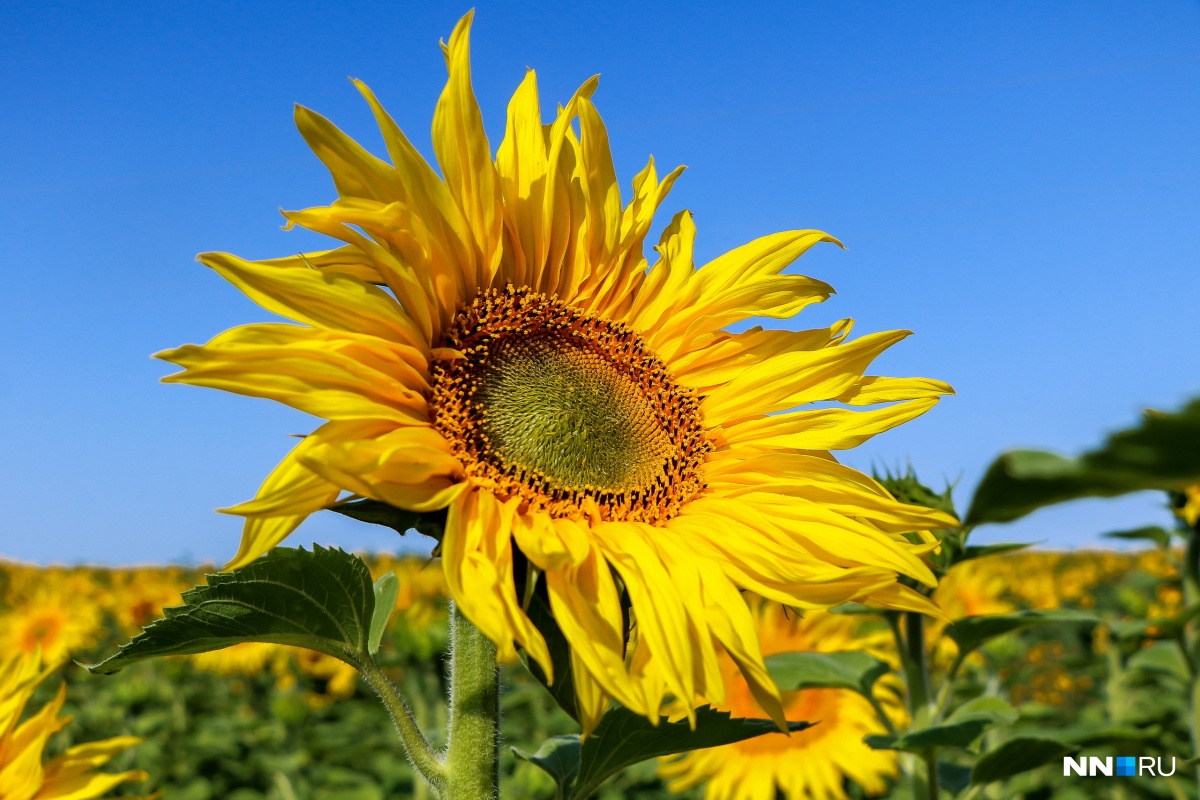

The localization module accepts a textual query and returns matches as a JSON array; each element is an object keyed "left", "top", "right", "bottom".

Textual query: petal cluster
[
  {"left": 157, "top": 11, "right": 955, "bottom": 732},
  {"left": 0, "top": 653, "right": 152, "bottom": 800}
]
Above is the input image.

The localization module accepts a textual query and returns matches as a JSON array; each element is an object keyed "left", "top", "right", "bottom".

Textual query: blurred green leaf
[
  {"left": 329, "top": 498, "right": 446, "bottom": 539},
  {"left": 1109, "top": 604, "right": 1200, "bottom": 642},
  {"left": 971, "top": 736, "right": 1078, "bottom": 785},
  {"left": 961, "top": 542, "right": 1031, "bottom": 562},
  {"left": 866, "top": 718, "right": 994, "bottom": 752},
  {"left": 1126, "top": 641, "right": 1190, "bottom": 681},
  {"left": 88, "top": 546, "right": 376, "bottom": 674},
  {"left": 765, "top": 651, "right": 890, "bottom": 698},
  {"left": 937, "top": 761, "right": 973, "bottom": 795},
  {"left": 965, "top": 399, "right": 1200, "bottom": 525},
  {"left": 513, "top": 735, "right": 581, "bottom": 798},
  {"left": 368, "top": 572, "right": 398, "bottom": 655},
  {"left": 1103, "top": 526, "right": 1173, "bottom": 549},
  {"left": 1058, "top": 723, "right": 1162, "bottom": 747},
  {"left": 570, "top": 706, "right": 811, "bottom": 800},
  {"left": 946, "top": 609, "right": 1099, "bottom": 657},
  {"left": 869, "top": 697, "right": 1019, "bottom": 754},
  {"left": 946, "top": 696, "right": 1019, "bottom": 726}
]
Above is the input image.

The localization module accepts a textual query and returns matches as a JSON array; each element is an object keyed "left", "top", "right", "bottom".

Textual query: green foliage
[
  {"left": 970, "top": 736, "right": 1079, "bottom": 785},
  {"left": 945, "top": 609, "right": 1099, "bottom": 658},
  {"left": 1104, "top": 526, "right": 1174, "bottom": 549},
  {"left": 764, "top": 650, "right": 890, "bottom": 697},
  {"left": 89, "top": 546, "right": 378, "bottom": 674},
  {"left": 965, "top": 399, "right": 1200, "bottom": 525},
  {"left": 329, "top": 499, "right": 447, "bottom": 540},
  {"left": 569, "top": 706, "right": 810, "bottom": 800},
  {"left": 866, "top": 718, "right": 995, "bottom": 752},
  {"left": 368, "top": 572, "right": 398, "bottom": 655},
  {"left": 512, "top": 737, "right": 581, "bottom": 799}
]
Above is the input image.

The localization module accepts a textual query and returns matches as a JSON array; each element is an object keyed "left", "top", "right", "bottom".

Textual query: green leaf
[
  {"left": 938, "top": 761, "right": 973, "bottom": 796},
  {"left": 946, "top": 696, "right": 1019, "bottom": 727},
  {"left": 521, "top": 586, "right": 579, "bottom": 723},
  {"left": 965, "top": 399, "right": 1200, "bottom": 526},
  {"left": 960, "top": 542, "right": 1031, "bottom": 562},
  {"left": 87, "top": 545, "right": 376, "bottom": 674},
  {"left": 1058, "top": 723, "right": 1162, "bottom": 747},
  {"left": 1103, "top": 526, "right": 1173, "bottom": 549},
  {"left": 569, "top": 706, "right": 811, "bottom": 799},
  {"left": 765, "top": 651, "right": 890, "bottom": 698},
  {"left": 1109, "top": 604, "right": 1200, "bottom": 642},
  {"left": 368, "top": 572, "right": 399, "bottom": 655},
  {"left": 945, "top": 609, "right": 1099, "bottom": 657},
  {"left": 1126, "top": 641, "right": 1190, "bottom": 682},
  {"left": 970, "top": 736, "right": 1078, "bottom": 785},
  {"left": 513, "top": 736, "right": 581, "bottom": 798},
  {"left": 867, "top": 697, "right": 1019, "bottom": 754},
  {"left": 865, "top": 719, "right": 993, "bottom": 752},
  {"left": 330, "top": 498, "right": 446, "bottom": 539}
]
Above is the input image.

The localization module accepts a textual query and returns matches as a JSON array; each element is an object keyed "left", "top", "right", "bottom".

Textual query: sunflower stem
[
  {"left": 891, "top": 611, "right": 939, "bottom": 800},
  {"left": 444, "top": 602, "right": 501, "bottom": 800},
  {"left": 359, "top": 657, "right": 447, "bottom": 794}
]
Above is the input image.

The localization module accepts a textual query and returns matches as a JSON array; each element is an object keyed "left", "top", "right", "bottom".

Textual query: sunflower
[
  {"left": 658, "top": 600, "right": 901, "bottom": 800},
  {"left": 1175, "top": 483, "right": 1200, "bottom": 528},
  {"left": 927, "top": 558, "right": 1013, "bottom": 666},
  {"left": 190, "top": 641, "right": 284, "bottom": 677},
  {"left": 157, "top": 11, "right": 955, "bottom": 731},
  {"left": 0, "top": 587, "right": 101, "bottom": 665},
  {"left": 0, "top": 652, "right": 153, "bottom": 800}
]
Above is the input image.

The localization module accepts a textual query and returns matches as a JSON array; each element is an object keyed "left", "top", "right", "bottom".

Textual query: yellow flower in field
[
  {"left": 289, "top": 648, "right": 360, "bottom": 708},
  {"left": 0, "top": 587, "right": 101, "bottom": 664},
  {"left": 157, "top": 11, "right": 954, "bottom": 730},
  {"left": 106, "top": 568, "right": 187, "bottom": 633},
  {"left": 191, "top": 642, "right": 284, "bottom": 676},
  {"left": 1175, "top": 484, "right": 1200, "bottom": 527},
  {"left": 659, "top": 601, "right": 899, "bottom": 800},
  {"left": 928, "top": 558, "right": 1013, "bottom": 664},
  {"left": 933, "top": 560, "right": 1012, "bottom": 621},
  {"left": 0, "top": 653, "right": 153, "bottom": 800}
]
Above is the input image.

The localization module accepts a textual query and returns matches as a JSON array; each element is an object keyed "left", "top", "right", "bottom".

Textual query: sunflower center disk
[
  {"left": 476, "top": 336, "right": 671, "bottom": 493},
  {"left": 431, "top": 286, "right": 709, "bottom": 523}
]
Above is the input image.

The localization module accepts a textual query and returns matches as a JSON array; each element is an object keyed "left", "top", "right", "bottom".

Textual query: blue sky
[{"left": 2, "top": 1, "right": 1197, "bottom": 565}]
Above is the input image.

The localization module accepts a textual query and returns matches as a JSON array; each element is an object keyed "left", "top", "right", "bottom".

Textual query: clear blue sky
[{"left": 2, "top": 1, "right": 1197, "bottom": 565}]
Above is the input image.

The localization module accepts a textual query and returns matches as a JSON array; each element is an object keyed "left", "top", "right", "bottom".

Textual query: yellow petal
[
  {"left": 837, "top": 375, "right": 956, "bottom": 406},
  {"left": 669, "top": 320, "right": 854, "bottom": 392},
  {"left": 196, "top": 252, "right": 422, "bottom": 347},
  {"left": 595, "top": 523, "right": 695, "bottom": 708},
  {"left": 722, "top": 398, "right": 941, "bottom": 451},
  {"left": 702, "top": 330, "right": 911, "bottom": 426},
  {"left": 0, "top": 684, "right": 68, "bottom": 800},
  {"left": 157, "top": 328, "right": 429, "bottom": 425},
  {"left": 495, "top": 69, "right": 548, "bottom": 287},
  {"left": 353, "top": 79, "right": 478, "bottom": 309},
  {"left": 433, "top": 11, "right": 503, "bottom": 292},
  {"left": 546, "top": 545, "right": 644, "bottom": 719},
  {"left": 257, "top": 246, "right": 386, "bottom": 285}
]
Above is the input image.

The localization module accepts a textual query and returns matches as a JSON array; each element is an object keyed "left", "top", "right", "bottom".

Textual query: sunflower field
[
  {"left": 5, "top": 469, "right": 1200, "bottom": 800},
  {"left": 5, "top": 10, "right": 1200, "bottom": 800}
]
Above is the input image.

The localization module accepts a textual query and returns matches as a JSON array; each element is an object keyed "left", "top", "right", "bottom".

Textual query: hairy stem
[
  {"left": 360, "top": 658, "right": 447, "bottom": 794},
  {"left": 444, "top": 602, "right": 501, "bottom": 800}
]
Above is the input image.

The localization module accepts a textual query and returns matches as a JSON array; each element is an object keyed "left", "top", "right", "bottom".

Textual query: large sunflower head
[
  {"left": 658, "top": 600, "right": 901, "bottom": 800},
  {"left": 157, "top": 11, "right": 955, "bottom": 732}
]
